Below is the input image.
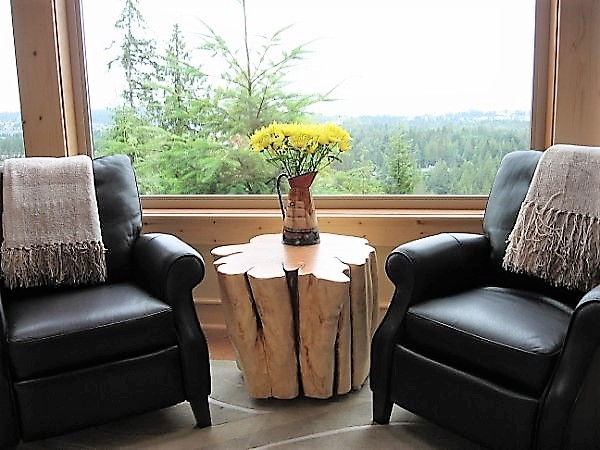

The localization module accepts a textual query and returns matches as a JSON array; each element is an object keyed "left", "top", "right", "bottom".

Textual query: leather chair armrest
[
  {"left": 0, "top": 294, "right": 20, "bottom": 446},
  {"left": 538, "top": 285, "right": 600, "bottom": 449},
  {"left": 133, "top": 233, "right": 205, "bottom": 302},
  {"left": 371, "top": 232, "right": 489, "bottom": 396},
  {"left": 385, "top": 232, "right": 490, "bottom": 299},
  {"left": 132, "top": 233, "right": 210, "bottom": 397}
]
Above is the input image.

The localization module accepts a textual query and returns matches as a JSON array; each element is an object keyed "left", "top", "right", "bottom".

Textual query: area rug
[{"left": 18, "top": 361, "right": 482, "bottom": 449}]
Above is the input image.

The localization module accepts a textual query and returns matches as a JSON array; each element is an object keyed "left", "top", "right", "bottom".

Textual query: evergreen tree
[
  {"left": 385, "top": 129, "right": 419, "bottom": 194},
  {"left": 108, "top": 0, "right": 157, "bottom": 109},
  {"left": 199, "top": 0, "right": 328, "bottom": 138},
  {"left": 149, "top": 24, "right": 209, "bottom": 136},
  {"left": 426, "top": 160, "right": 452, "bottom": 194}
]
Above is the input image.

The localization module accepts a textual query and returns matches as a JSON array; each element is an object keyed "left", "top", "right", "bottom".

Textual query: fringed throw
[
  {"left": 503, "top": 144, "right": 600, "bottom": 291},
  {"left": 1, "top": 156, "right": 107, "bottom": 289}
]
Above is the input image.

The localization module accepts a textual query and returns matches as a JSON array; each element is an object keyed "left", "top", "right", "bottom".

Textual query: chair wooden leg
[
  {"left": 372, "top": 391, "right": 393, "bottom": 424},
  {"left": 190, "top": 397, "right": 211, "bottom": 428}
]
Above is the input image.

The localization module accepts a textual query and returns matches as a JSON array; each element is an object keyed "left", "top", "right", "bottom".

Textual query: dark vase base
[{"left": 282, "top": 229, "right": 320, "bottom": 246}]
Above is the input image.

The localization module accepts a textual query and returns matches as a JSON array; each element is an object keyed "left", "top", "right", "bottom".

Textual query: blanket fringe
[
  {"left": 1, "top": 240, "right": 106, "bottom": 289},
  {"left": 503, "top": 201, "right": 600, "bottom": 291}
]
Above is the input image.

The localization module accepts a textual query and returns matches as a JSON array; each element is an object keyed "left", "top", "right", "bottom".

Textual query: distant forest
[
  {"left": 0, "top": 109, "right": 530, "bottom": 196},
  {"left": 332, "top": 113, "right": 529, "bottom": 195},
  {"left": 0, "top": 112, "right": 24, "bottom": 160},
  {"left": 87, "top": 108, "right": 527, "bottom": 196}
]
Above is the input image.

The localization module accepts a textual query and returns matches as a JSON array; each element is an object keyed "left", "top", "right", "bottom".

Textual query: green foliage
[
  {"left": 95, "top": 0, "right": 341, "bottom": 195},
  {"left": 426, "top": 160, "right": 452, "bottom": 194},
  {"left": 108, "top": 0, "right": 157, "bottom": 108},
  {"left": 147, "top": 24, "right": 210, "bottom": 136},
  {"left": 198, "top": 0, "right": 328, "bottom": 139},
  {"left": 341, "top": 115, "right": 528, "bottom": 194},
  {"left": 0, "top": 135, "right": 24, "bottom": 159},
  {"left": 315, "top": 162, "right": 384, "bottom": 194},
  {"left": 384, "top": 128, "right": 419, "bottom": 194},
  {"left": 90, "top": 0, "right": 529, "bottom": 196}
]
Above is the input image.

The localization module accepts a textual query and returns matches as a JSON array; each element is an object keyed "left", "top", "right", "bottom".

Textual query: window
[
  {"left": 0, "top": 1, "right": 24, "bottom": 160},
  {"left": 82, "top": 0, "right": 535, "bottom": 195}
]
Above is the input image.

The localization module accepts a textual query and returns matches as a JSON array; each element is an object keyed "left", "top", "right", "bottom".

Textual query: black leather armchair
[
  {"left": 370, "top": 150, "right": 600, "bottom": 449},
  {"left": 0, "top": 155, "right": 211, "bottom": 446}
]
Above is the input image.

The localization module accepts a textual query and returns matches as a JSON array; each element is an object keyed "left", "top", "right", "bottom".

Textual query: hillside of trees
[
  {"left": 0, "top": 109, "right": 530, "bottom": 196},
  {"left": 332, "top": 114, "right": 528, "bottom": 194},
  {"left": 90, "top": 109, "right": 529, "bottom": 195}
]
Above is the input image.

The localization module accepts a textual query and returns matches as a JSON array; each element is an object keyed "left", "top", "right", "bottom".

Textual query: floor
[
  {"left": 16, "top": 317, "right": 484, "bottom": 448},
  {"left": 19, "top": 360, "right": 482, "bottom": 449}
]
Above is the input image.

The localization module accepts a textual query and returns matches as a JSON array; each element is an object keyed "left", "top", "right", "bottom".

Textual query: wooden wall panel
[
  {"left": 11, "top": 0, "right": 67, "bottom": 157},
  {"left": 143, "top": 213, "right": 484, "bottom": 328},
  {"left": 553, "top": 0, "right": 600, "bottom": 145},
  {"left": 54, "top": 0, "right": 78, "bottom": 154},
  {"left": 142, "top": 213, "right": 483, "bottom": 248}
]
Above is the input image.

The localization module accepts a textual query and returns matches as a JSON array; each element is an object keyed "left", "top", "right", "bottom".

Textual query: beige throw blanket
[
  {"left": 1, "top": 156, "right": 107, "bottom": 289},
  {"left": 503, "top": 144, "right": 600, "bottom": 291}
]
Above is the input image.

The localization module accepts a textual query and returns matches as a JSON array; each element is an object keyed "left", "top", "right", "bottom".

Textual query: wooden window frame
[{"left": 11, "top": 0, "right": 91, "bottom": 158}]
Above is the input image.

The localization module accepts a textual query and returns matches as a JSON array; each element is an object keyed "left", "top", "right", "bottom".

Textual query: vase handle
[{"left": 276, "top": 173, "right": 289, "bottom": 219}]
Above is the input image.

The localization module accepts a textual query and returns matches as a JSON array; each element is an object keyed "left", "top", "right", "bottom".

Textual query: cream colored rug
[{"left": 18, "top": 361, "right": 482, "bottom": 449}]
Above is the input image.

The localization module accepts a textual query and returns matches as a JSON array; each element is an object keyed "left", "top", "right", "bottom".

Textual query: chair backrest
[
  {"left": 92, "top": 155, "right": 142, "bottom": 282},
  {"left": 483, "top": 149, "right": 583, "bottom": 305},
  {"left": 483, "top": 150, "right": 542, "bottom": 266},
  {"left": 0, "top": 154, "right": 142, "bottom": 285}
]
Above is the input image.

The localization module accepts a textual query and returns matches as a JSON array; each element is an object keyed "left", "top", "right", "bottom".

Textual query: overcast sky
[{"left": 2, "top": 0, "right": 535, "bottom": 117}]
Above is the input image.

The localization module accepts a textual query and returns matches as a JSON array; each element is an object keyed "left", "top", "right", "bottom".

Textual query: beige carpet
[{"left": 18, "top": 361, "right": 483, "bottom": 449}]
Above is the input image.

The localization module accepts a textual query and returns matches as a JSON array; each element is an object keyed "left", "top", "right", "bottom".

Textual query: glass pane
[
  {"left": 82, "top": 0, "right": 535, "bottom": 195},
  {"left": 0, "top": 2, "right": 24, "bottom": 160}
]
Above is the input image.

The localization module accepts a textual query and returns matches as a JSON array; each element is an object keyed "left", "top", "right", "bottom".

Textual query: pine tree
[
  {"left": 385, "top": 129, "right": 419, "bottom": 194},
  {"left": 109, "top": 0, "right": 157, "bottom": 109},
  {"left": 150, "top": 24, "right": 210, "bottom": 136},
  {"left": 199, "top": 0, "right": 328, "bottom": 138}
]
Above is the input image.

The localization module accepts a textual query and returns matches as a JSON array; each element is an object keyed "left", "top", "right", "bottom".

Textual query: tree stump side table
[{"left": 211, "top": 233, "right": 378, "bottom": 399}]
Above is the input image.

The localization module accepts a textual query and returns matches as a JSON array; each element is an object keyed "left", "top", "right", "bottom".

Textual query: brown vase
[{"left": 277, "top": 172, "right": 319, "bottom": 246}]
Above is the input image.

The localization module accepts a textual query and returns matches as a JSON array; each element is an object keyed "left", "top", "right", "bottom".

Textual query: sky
[
  {"left": 2, "top": 0, "right": 535, "bottom": 117},
  {"left": 1, "top": 1, "right": 20, "bottom": 113}
]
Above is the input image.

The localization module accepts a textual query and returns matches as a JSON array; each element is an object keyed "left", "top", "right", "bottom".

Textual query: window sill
[
  {"left": 141, "top": 195, "right": 485, "bottom": 247},
  {"left": 141, "top": 194, "right": 487, "bottom": 211}
]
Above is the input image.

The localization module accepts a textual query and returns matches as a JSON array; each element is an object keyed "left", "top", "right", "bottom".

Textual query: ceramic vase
[{"left": 277, "top": 172, "right": 319, "bottom": 246}]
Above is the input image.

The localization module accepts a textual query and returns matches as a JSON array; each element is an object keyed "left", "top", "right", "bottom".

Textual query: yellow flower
[
  {"left": 250, "top": 126, "right": 269, "bottom": 151},
  {"left": 271, "top": 132, "right": 284, "bottom": 149},
  {"left": 323, "top": 123, "right": 352, "bottom": 151},
  {"left": 249, "top": 122, "right": 352, "bottom": 176},
  {"left": 289, "top": 132, "right": 311, "bottom": 152},
  {"left": 317, "top": 129, "right": 330, "bottom": 145}
]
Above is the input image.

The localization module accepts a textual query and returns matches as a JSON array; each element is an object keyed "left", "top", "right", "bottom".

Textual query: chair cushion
[
  {"left": 5, "top": 283, "right": 177, "bottom": 380},
  {"left": 404, "top": 286, "right": 572, "bottom": 395}
]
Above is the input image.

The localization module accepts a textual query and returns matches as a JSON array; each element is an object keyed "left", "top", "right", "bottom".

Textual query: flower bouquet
[
  {"left": 249, "top": 122, "right": 352, "bottom": 246},
  {"left": 249, "top": 122, "right": 352, "bottom": 177}
]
